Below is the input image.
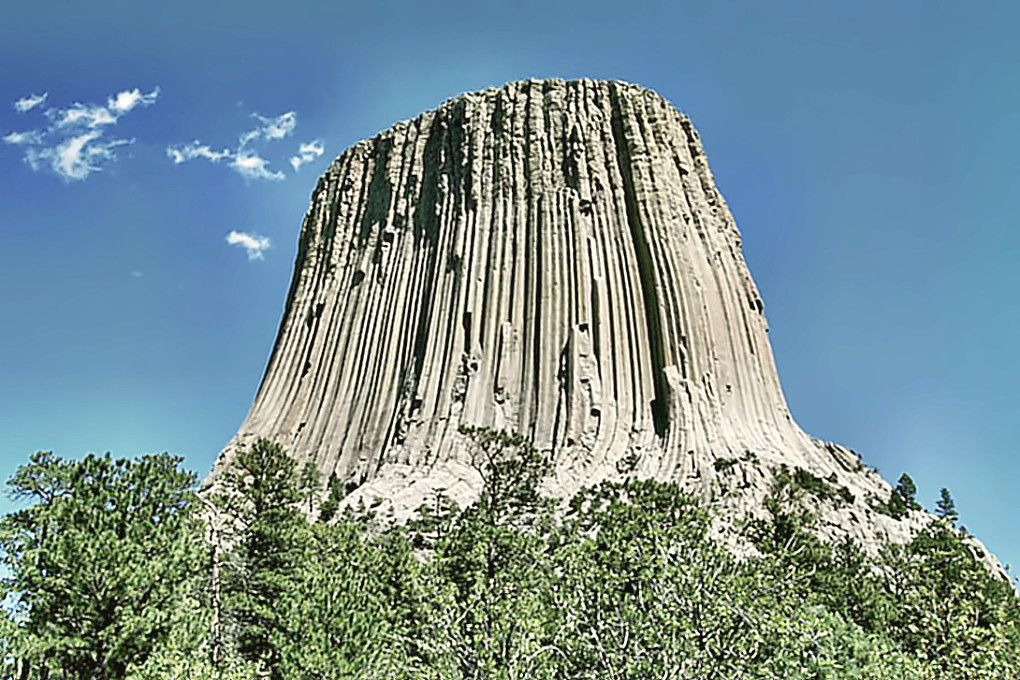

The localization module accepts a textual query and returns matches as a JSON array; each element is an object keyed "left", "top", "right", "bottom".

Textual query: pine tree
[
  {"left": 935, "top": 487, "right": 958, "bottom": 526},
  {"left": 316, "top": 473, "right": 344, "bottom": 523},
  {"left": 421, "top": 426, "right": 554, "bottom": 677},
  {"left": 896, "top": 473, "right": 921, "bottom": 510},
  {"left": 0, "top": 451, "right": 205, "bottom": 679},
  {"left": 298, "top": 461, "right": 321, "bottom": 514},
  {"left": 216, "top": 439, "right": 306, "bottom": 678}
]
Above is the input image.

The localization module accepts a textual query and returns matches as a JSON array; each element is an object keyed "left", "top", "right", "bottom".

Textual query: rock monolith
[{"left": 211, "top": 79, "right": 927, "bottom": 548}]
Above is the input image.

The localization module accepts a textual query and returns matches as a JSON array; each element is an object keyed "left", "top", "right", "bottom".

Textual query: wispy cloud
[
  {"left": 14, "top": 93, "right": 47, "bottom": 113},
  {"left": 231, "top": 152, "right": 284, "bottom": 181},
  {"left": 2, "top": 87, "right": 159, "bottom": 181},
  {"left": 167, "top": 110, "right": 296, "bottom": 181},
  {"left": 226, "top": 230, "right": 271, "bottom": 259},
  {"left": 166, "top": 141, "right": 232, "bottom": 164},
  {"left": 108, "top": 88, "right": 159, "bottom": 114},
  {"left": 51, "top": 104, "right": 117, "bottom": 129},
  {"left": 3, "top": 130, "right": 44, "bottom": 145},
  {"left": 251, "top": 112, "right": 296, "bottom": 141},
  {"left": 54, "top": 131, "right": 108, "bottom": 181},
  {"left": 290, "top": 140, "right": 324, "bottom": 171}
]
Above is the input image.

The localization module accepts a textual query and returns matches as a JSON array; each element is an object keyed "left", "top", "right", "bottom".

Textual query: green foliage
[
  {"left": 936, "top": 487, "right": 959, "bottom": 526},
  {"left": 410, "top": 425, "right": 555, "bottom": 678},
  {"left": 458, "top": 425, "right": 552, "bottom": 524},
  {"left": 884, "top": 488, "right": 909, "bottom": 519},
  {"left": 896, "top": 473, "right": 921, "bottom": 511},
  {"left": 869, "top": 472, "right": 922, "bottom": 520},
  {"left": 0, "top": 451, "right": 205, "bottom": 680},
  {"left": 746, "top": 469, "right": 836, "bottom": 598},
  {"left": 551, "top": 478, "right": 740, "bottom": 677},
  {"left": 316, "top": 472, "right": 345, "bottom": 524},
  {"left": 126, "top": 652, "right": 262, "bottom": 680},
  {"left": 793, "top": 465, "right": 831, "bottom": 497},
  {"left": 874, "top": 472, "right": 924, "bottom": 520},
  {"left": 215, "top": 438, "right": 307, "bottom": 677},
  {"left": 270, "top": 517, "right": 425, "bottom": 679},
  {"left": 123, "top": 592, "right": 262, "bottom": 680},
  {"left": 214, "top": 439, "right": 423, "bottom": 680},
  {"left": 714, "top": 451, "right": 759, "bottom": 473},
  {"left": 713, "top": 456, "right": 738, "bottom": 472},
  {"left": 3, "top": 434, "right": 1017, "bottom": 679},
  {"left": 877, "top": 520, "right": 1020, "bottom": 677},
  {"left": 297, "top": 461, "right": 321, "bottom": 514},
  {"left": 759, "top": 463, "right": 854, "bottom": 508}
]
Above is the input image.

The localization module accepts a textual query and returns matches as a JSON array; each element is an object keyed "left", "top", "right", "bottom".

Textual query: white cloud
[
  {"left": 23, "top": 147, "right": 45, "bottom": 171},
  {"left": 3, "top": 130, "right": 44, "bottom": 145},
  {"left": 47, "top": 87, "right": 157, "bottom": 129},
  {"left": 15, "top": 131, "right": 132, "bottom": 182},
  {"left": 38, "top": 132, "right": 132, "bottom": 182},
  {"left": 238, "top": 128, "right": 261, "bottom": 148},
  {"left": 226, "top": 230, "right": 271, "bottom": 260},
  {"left": 255, "top": 111, "right": 296, "bottom": 140},
  {"left": 53, "top": 131, "right": 103, "bottom": 180},
  {"left": 231, "top": 151, "right": 284, "bottom": 181},
  {"left": 238, "top": 111, "right": 297, "bottom": 147},
  {"left": 290, "top": 140, "right": 324, "bottom": 171},
  {"left": 4, "top": 86, "right": 158, "bottom": 181},
  {"left": 166, "top": 141, "right": 232, "bottom": 164},
  {"left": 107, "top": 87, "right": 159, "bottom": 114},
  {"left": 168, "top": 110, "right": 298, "bottom": 181},
  {"left": 14, "top": 93, "right": 47, "bottom": 112},
  {"left": 53, "top": 104, "right": 117, "bottom": 129}
]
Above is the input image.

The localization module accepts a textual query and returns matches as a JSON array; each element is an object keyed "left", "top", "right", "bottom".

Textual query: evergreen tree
[
  {"left": 415, "top": 426, "right": 554, "bottom": 678},
  {"left": 0, "top": 451, "right": 205, "bottom": 679},
  {"left": 271, "top": 516, "right": 425, "bottom": 678},
  {"left": 317, "top": 473, "right": 344, "bottom": 524},
  {"left": 936, "top": 487, "right": 959, "bottom": 526},
  {"left": 216, "top": 439, "right": 306, "bottom": 678},
  {"left": 895, "top": 472, "right": 921, "bottom": 510},
  {"left": 298, "top": 461, "right": 321, "bottom": 514}
]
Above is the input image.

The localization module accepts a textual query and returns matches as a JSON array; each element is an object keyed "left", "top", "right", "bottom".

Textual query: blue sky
[{"left": 1, "top": 1, "right": 1017, "bottom": 573}]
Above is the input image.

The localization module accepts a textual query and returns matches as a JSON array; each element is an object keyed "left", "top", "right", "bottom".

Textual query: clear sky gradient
[{"left": 2, "top": 1, "right": 1016, "bottom": 574}]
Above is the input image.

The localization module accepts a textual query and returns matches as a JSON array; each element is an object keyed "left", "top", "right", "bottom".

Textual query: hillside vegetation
[{"left": 2, "top": 430, "right": 1017, "bottom": 679}]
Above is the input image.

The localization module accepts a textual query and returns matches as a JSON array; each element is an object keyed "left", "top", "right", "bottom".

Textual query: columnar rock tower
[{"left": 212, "top": 79, "right": 908, "bottom": 542}]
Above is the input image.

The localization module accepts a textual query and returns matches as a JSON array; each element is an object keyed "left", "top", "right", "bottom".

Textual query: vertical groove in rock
[
  {"left": 608, "top": 84, "right": 668, "bottom": 437},
  {"left": 212, "top": 79, "right": 910, "bottom": 546}
]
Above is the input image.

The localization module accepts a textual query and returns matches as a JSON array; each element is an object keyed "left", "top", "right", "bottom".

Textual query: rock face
[{"left": 212, "top": 79, "right": 921, "bottom": 546}]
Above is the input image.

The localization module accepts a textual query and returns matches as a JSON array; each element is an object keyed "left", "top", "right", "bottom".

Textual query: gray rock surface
[{"left": 211, "top": 79, "right": 943, "bottom": 552}]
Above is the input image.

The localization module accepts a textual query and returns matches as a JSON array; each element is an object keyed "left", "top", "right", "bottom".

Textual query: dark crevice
[
  {"left": 359, "top": 137, "right": 394, "bottom": 244},
  {"left": 609, "top": 86, "right": 668, "bottom": 437},
  {"left": 522, "top": 81, "right": 540, "bottom": 438},
  {"left": 413, "top": 114, "right": 446, "bottom": 246},
  {"left": 477, "top": 92, "right": 506, "bottom": 349},
  {"left": 408, "top": 116, "right": 446, "bottom": 403},
  {"left": 533, "top": 192, "right": 546, "bottom": 440}
]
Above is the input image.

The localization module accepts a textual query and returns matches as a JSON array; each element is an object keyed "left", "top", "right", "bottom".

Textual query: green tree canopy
[
  {"left": 936, "top": 487, "right": 959, "bottom": 526},
  {"left": 215, "top": 438, "right": 308, "bottom": 678},
  {"left": 0, "top": 451, "right": 205, "bottom": 679},
  {"left": 896, "top": 473, "right": 921, "bottom": 511}
]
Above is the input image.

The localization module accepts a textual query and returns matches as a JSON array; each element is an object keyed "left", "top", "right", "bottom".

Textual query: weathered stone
[{"left": 210, "top": 79, "right": 939, "bottom": 552}]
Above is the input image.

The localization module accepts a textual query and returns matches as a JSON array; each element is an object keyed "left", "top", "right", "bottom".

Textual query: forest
[{"left": 1, "top": 428, "right": 1017, "bottom": 679}]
